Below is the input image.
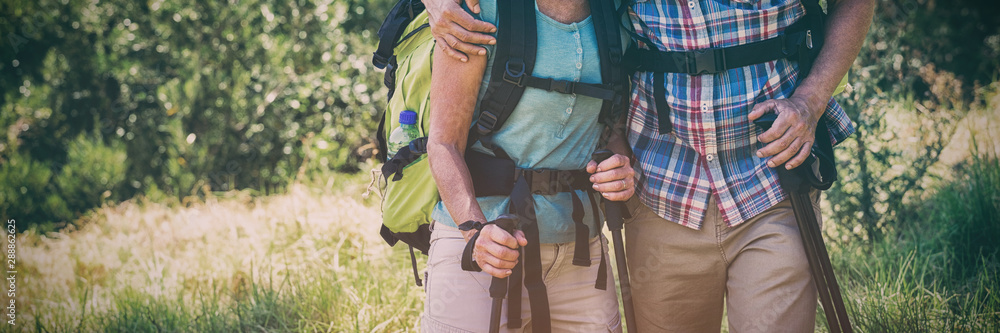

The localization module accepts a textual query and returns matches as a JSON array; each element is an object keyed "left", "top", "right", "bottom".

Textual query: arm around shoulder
[{"left": 423, "top": 0, "right": 497, "bottom": 62}]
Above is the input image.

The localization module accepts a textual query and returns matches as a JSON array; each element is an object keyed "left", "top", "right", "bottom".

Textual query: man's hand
[
  {"left": 748, "top": 96, "right": 825, "bottom": 170},
  {"left": 750, "top": 0, "right": 875, "bottom": 171},
  {"left": 462, "top": 225, "right": 528, "bottom": 279},
  {"left": 423, "top": 0, "right": 497, "bottom": 62},
  {"left": 587, "top": 154, "right": 636, "bottom": 202}
]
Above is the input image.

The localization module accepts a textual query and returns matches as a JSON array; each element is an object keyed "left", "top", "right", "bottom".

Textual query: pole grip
[
  {"left": 591, "top": 149, "right": 638, "bottom": 332},
  {"left": 592, "top": 149, "right": 615, "bottom": 165},
  {"left": 493, "top": 214, "right": 519, "bottom": 235},
  {"left": 592, "top": 149, "right": 626, "bottom": 231},
  {"left": 488, "top": 213, "right": 520, "bottom": 333}
]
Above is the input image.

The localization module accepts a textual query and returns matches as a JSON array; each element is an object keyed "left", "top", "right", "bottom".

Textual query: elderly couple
[{"left": 419, "top": 0, "right": 874, "bottom": 332}]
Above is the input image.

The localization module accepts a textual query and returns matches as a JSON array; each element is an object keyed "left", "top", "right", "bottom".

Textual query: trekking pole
[
  {"left": 592, "top": 149, "right": 638, "bottom": 333},
  {"left": 489, "top": 214, "right": 519, "bottom": 333},
  {"left": 754, "top": 115, "right": 853, "bottom": 333}
]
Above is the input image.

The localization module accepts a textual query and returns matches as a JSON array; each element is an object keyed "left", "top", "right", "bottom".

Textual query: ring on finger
[{"left": 620, "top": 179, "right": 627, "bottom": 190}]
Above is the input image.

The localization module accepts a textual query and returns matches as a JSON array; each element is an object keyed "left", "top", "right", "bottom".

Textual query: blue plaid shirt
[{"left": 626, "top": 0, "right": 855, "bottom": 229}]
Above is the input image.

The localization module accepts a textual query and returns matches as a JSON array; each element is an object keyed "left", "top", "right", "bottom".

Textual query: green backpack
[{"left": 373, "top": 8, "right": 436, "bottom": 256}]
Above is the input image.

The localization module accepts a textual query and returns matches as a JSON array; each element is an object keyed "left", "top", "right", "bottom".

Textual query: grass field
[
  {"left": 11, "top": 173, "right": 425, "bottom": 332},
  {"left": 7, "top": 153, "right": 1000, "bottom": 332}
]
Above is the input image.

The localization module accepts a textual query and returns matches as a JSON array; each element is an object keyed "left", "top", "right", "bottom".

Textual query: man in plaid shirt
[{"left": 427, "top": 0, "right": 874, "bottom": 331}]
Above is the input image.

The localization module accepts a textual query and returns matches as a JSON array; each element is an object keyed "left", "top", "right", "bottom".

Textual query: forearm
[
  {"left": 793, "top": 0, "right": 875, "bottom": 117},
  {"left": 427, "top": 43, "right": 489, "bottom": 239},
  {"left": 428, "top": 143, "right": 487, "bottom": 226}
]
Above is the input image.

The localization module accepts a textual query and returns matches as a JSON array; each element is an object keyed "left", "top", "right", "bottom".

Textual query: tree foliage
[
  {"left": 826, "top": 0, "right": 1000, "bottom": 242},
  {"left": 0, "top": 0, "right": 394, "bottom": 225}
]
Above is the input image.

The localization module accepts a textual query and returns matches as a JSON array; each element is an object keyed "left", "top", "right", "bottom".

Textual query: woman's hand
[
  {"left": 587, "top": 154, "right": 635, "bottom": 202},
  {"left": 462, "top": 225, "right": 528, "bottom": 278}
]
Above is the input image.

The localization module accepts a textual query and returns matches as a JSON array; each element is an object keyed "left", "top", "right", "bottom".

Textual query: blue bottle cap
[{"left": 399, "top": 110, "right": 417, "bottom": 125}]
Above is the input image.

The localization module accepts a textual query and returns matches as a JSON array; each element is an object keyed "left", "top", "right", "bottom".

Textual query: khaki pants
[
  {"left": 624, "top": 192, "right": 821, "bottom": 333},
  {"left": 421, "top": 222, "right": 622, "bottom": 333}
]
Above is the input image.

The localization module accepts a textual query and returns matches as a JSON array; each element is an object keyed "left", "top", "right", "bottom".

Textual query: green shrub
[
  {"left": 0, "top": 134, "right": 128, "bottom": 229},
  {"left": 53, "top": 134, "right": 129, "bottom": 217},
  {"left": 0, "top": 152, "right": 69, "bottom": 225}
]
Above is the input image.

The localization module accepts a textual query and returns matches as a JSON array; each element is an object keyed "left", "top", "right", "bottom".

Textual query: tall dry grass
[{"left": 12, "top": 174, "right": 423, "bottom": 332}]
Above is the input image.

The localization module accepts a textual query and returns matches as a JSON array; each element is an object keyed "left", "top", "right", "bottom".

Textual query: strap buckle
[
  {"left": 372, "top": 53, "right": 390, "bottom": 69},
  {"left": 383, "top": 55, "right": 397, "bottom": 90},
  {"left": 503, "top": 58, "right": 526, "bottom": 86},
  {"left": 408, "top": 137, "right": 428, "bottom": 154},
  {"left": 548, "top": 79, "right": 574, "bottom": 94},
  {"left": 528, "top": 170, "right": 556, "bottom": 195},
  {"left": 689, "top": 49, "right": 726, "bottom": 75},
  {"left": 476, "top": 110, "right": 499, "bottom": 135},
  {"left": 526, "top": 170, "right": 585, "bottom": 195}
]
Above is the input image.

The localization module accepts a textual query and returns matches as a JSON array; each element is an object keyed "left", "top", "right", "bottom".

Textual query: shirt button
[
  {"left": 688, "top": 1, "right": 696, "bottom": 9},
  {"left": 577, "top": 48, "right": 583, "bottom": 54},
  {"left": 576, "top": 62, "right": 583, "bottom": 69},
  {"left": 574, "top": 33, "right": 580, "bottom": 39},
  {"left": 566, "top": 107, "right": 573, "bottom": 114},
  {"left": 706, "top": 154, "right": 715, "bottom": 161}
]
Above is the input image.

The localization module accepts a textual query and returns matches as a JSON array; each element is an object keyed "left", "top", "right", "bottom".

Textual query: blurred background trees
[
  {"left": 1, "top": 0, "right": 394, "bottom": 225},
  {"left": 827, "top": 0, "right": 1000, "bottom": 243}
]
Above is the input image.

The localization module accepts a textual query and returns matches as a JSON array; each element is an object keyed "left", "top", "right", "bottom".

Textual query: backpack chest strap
[
  {"left": 623, "top": 26, "right": 814, "bottom": 75},
  {"left": 503, "top": 71, "right": 617, "bottom": 101}
]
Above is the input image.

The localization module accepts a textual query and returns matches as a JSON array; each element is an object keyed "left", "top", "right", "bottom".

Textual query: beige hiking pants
[
  {"left": 421, "top": 222, "right": 622, "bottom": 333},
  {"left": 623, "top": 192, "right": 822, "bottom": 333}
]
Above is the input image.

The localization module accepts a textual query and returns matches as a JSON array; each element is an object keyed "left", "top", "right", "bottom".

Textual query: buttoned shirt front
[{"left": 626, "top": 0, "right": 856, "bottom": 229}]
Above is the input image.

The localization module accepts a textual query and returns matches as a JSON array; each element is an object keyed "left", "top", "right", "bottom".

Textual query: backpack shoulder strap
[
  {"left": 467, "top": 0, "right": 630, "bottom": 147},
  {"left": 590, "top": 0, "right": 629, "bottom": 127},
  {"left": 466, "top": 0, "right": 537, "bottom": 149},
  {"left": 795, "top": 0, "right": 828, "bottom": 75},
  {"left": 373, "top": 0, "right": 426, "bottom": 71}
]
